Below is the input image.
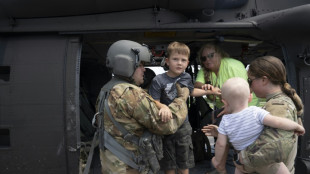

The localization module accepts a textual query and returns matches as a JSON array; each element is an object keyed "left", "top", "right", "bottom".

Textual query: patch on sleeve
[
  {"left": 271, "top": 100, "right": 285, "bottom": 105},
  {"left": 265, "top": 100, "right": 287, "bottom": 118}
]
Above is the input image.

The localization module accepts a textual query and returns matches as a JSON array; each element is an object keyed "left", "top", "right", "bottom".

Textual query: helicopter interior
[{"left": 79, "top": 29, "right": 284, "bottom": 110}]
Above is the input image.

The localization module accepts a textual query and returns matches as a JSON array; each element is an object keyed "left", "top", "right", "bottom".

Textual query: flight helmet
[{"left": 106, "top": 40, "right": 152, "bottom": 77}]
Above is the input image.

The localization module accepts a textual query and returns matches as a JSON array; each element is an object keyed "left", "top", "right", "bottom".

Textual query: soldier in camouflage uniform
[
  {"left": 202, "top": 56, "right": 304, "bottom": 174},
  {"left": 95, "top": 40, "right": 190, "bottom": 174},
  {"left": 237, "top": 56, "right": 304, "bottom": 174}
]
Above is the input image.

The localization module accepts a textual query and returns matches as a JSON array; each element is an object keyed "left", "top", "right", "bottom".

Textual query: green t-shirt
[{"left": 196, "top": 57, "right": 260, "bottom": 108}]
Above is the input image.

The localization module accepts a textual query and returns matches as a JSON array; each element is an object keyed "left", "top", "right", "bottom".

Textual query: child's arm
[
  {"left": 190, "top": 87, "right": 221, "bottom": 97},
  {"left": 263, "top": 114, "right": 305, "bottom": 136},
  {"left": 154, "top": 100, "right": 172, "bottom": 122},
  {"left": 212, "top": 133, "right": 229, "bottom": 171}
]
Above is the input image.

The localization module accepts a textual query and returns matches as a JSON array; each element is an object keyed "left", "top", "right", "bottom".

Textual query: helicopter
[{"left": 0, "top": 0, "right": 309, "bottom": 173}]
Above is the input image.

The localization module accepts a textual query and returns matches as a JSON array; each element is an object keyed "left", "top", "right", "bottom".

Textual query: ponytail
[
  {"left": 202, "top": 68, "right": 211, "bottom": 84},
  {"left": 282, "top": 82, "right": 304, "bottom": 116}
]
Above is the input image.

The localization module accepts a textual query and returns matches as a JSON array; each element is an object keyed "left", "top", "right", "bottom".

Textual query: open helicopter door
[{"left": 0, "top": 34, "right": 82, "bottom": 174}]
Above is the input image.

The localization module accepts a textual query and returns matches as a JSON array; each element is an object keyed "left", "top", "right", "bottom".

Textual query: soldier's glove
[{"left": 176, "top": 83, "right": 189, "bottom": 101}]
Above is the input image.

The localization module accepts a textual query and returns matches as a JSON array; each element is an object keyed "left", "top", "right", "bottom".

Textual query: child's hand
[
  {"left": 295, "top": 125, "right": 305, "bottom": 136},
  {"left": 201, "top": 124, "right": 219, "bottom": 137},
  {"left": 159, "top": 105, "right": 172, "bottom": 122},
  {"left": 211, "top": 157, "right": 220, "bottom": 169}
]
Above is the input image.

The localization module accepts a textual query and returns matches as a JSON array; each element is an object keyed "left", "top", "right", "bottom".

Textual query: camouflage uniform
[
  {"left": 97, "top": 83, "right": 188, "bottom": 174},
  {"left": 240, "top": 92, "right": 298, "bottom": 174}
]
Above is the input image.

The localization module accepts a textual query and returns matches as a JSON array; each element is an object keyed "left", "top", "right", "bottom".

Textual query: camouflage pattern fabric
[
  {"left": 159, "top": 121, "right": 195, "bottom": 170},
  {"left": 97, "top": 83, "right": 188, "bottom": 174},
  {"left": 242, "top": 92, "right": 298, "bottom": 174}
]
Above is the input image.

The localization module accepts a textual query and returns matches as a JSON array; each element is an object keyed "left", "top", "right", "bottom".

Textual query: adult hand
[
  {"left": 211, "top": 86, "right": 221, "bottom": 95},
  {"left": 201, "top": 84, "right": 214, "bottom": 91},
  {"left": 201, "top": 124, "right": 219, "bottom": 137},
  {"left": 216, "top": 107, "right": 227, "bottom": 117}
]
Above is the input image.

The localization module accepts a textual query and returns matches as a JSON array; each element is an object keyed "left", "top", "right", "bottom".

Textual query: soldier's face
[
  {"left": 132, "top": 63, "right": 145, "bottom": 86},
  {"left": 248, "top": 75, "right": 265, "bottom": 98}
]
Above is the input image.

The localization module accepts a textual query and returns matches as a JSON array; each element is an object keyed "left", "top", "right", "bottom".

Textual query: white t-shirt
[{"left": 218, "top": 106, "right": 269, "bottom": 151}]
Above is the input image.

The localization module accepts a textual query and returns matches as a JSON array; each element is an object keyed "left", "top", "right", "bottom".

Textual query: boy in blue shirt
[{"left": 149, "top": 41, "right": 221, "bottom": 174}]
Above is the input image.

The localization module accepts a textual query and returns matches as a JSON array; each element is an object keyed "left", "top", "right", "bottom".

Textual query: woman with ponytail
[{"left": 236, "top": 56, "right": 304, "bottom": 173}]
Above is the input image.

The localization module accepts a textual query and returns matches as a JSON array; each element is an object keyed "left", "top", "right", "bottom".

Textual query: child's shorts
[{"left": 159, "top": 121, "right": 195, "bottom": 170}]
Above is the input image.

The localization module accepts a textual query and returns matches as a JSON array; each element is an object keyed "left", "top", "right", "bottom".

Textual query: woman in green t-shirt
[{"left": 194, "top": 43, "right": 260, "bottom": 110}]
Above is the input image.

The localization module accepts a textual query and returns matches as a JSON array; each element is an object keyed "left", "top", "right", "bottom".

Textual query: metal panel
[
  {"left": 300, "top": 71, "right": 310, "bottom": 158},
  {"left": 64, "top": 37, "right": 82, "bottom": 174},
  {"left": 0, "top": 34, "right": 81, "bottom": 174},
  {"left": 296, "top": 69, "right": 310, "bottom": 174}
]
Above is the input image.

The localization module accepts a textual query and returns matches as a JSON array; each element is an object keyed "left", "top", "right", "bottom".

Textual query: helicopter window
[
  {"left": 0, "top": 128, "right": 10, "bottom": 148},
  {"left": 0, "top": 66, "right": 10, "bottom": 82}
]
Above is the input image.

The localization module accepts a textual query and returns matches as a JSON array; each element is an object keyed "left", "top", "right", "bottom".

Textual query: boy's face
[{"left": 165, "top": 52, "right": 189, "bottom": 77}]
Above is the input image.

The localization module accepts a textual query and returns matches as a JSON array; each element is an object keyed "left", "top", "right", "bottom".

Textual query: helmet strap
[{"left": 131, "top": 48, "right": 140, "bottom": 69}]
